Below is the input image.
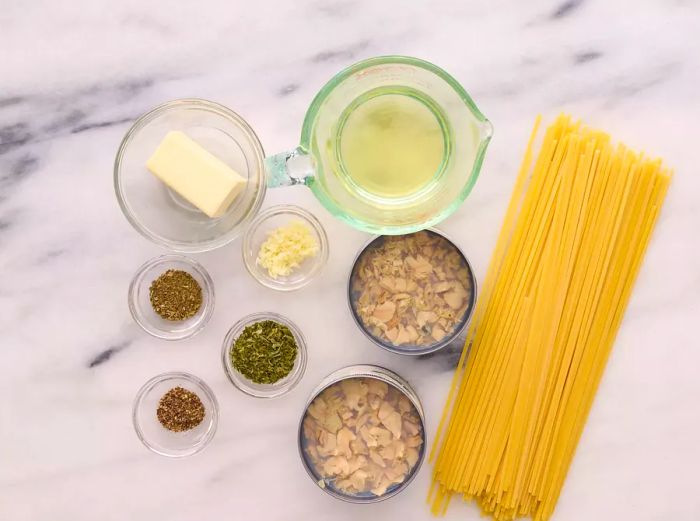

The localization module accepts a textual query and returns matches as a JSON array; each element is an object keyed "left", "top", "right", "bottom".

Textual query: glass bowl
[
  {"left": 114, "top": 98, "right": 266, "bottom": 252},
  {"left": 242, "top": 205, "right": 329, "bottom": 291},
  {"left": 128, "top": 254, "right": 215, "bottom": 341},
  {"left": 222, "top": 312, "right": 308, "bottom": 398},
  {"left": 132, "top": 371, "right": 219, "bottom": 458}
]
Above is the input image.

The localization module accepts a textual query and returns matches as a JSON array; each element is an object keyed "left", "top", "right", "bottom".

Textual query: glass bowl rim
[
  {"left": 242, "top": 204, "right": 330, "bottom": 291},
  {"left": 113, "top": 98, "right": 267, "bottom": 253},
  {"left": 128, "top": 254, "right": 215, "bottom": 341},
  {"left": 132, "top": 371, "right": 220, "bottom": 458},
  {"left": 221, "top": 311, "right": 308, "bottom": 398}
]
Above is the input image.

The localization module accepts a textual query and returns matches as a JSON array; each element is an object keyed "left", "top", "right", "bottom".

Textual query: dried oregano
[{"left": 149, "top": 269, "right": 202, "bottom": 321}]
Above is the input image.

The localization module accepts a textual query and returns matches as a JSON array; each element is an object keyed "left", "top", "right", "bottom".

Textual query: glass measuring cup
[{"left": 267, "top": 56, "right": 493, "bottom": 235}]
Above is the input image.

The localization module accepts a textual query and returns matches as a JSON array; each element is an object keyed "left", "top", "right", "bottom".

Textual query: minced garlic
[{"left": 257, "top": 220, "right": 319, "bottom": 278}]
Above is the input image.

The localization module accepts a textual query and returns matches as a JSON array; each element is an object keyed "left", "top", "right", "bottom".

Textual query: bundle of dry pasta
[{"left": 429, "top": 114, "right": 671, "bottom": 521}]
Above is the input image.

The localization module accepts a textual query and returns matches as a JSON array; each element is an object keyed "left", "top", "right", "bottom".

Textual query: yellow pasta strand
[{"left": 429, "top": 114, "right": 671, "bottom": 521}]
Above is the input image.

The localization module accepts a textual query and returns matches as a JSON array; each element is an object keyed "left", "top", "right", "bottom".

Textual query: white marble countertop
[{"left": 1, "top": 1, "right": 699, "bottom": 520}]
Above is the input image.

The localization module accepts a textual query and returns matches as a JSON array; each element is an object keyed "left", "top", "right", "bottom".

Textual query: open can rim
[
  {"left": 346, "top": 228, "right": 478, "bottom": 356},
  {"left": 297, "top": 364, "right": 427, "bottom": 503}
]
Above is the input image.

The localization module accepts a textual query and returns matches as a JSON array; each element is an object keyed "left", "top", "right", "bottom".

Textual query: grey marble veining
[{"left": 1, "top": 1, "right": 699, "bottom": 520}]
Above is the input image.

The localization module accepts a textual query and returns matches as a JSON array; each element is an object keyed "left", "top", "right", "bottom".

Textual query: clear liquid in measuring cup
[{"left": 335, "top": 87, "right": 450, "bottom": 200}]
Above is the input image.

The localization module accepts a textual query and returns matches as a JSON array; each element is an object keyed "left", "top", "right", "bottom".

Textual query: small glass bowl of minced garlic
[
  {"left": 242, "top": 204, "right": 329, "bottom": 291},
  {"left": 128, "top": 254, "right": 215, "bottom": 340},
  {"left": 132, "top": 372, "right": 219, "bottom": 457}
]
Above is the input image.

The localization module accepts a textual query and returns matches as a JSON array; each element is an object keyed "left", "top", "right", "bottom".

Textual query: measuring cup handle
[{"left": 265, "top": 147, "right": 315, "bottom": 188}]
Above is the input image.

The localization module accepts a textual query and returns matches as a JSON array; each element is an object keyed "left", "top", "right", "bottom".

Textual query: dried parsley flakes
[
  {"left": 231, "top": 320, "right": 298, "bottom": 384},
  {"left": 149, "top": 269, "right": 202, "bottom": 321},
  {"left": 156, "top": 386, "right": 206, "bottom": 432}
]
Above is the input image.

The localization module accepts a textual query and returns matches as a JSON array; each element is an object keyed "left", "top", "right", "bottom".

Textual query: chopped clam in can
[
  {"left": 348, "top": 229, "right": 477, "bottom": 355},
  {"left": 298, "top": 365, "right": 426, "bottom": 503}
]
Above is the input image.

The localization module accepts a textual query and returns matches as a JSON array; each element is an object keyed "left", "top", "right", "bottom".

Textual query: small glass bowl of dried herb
[
  {"left": 242, "top": 205, "right": 329, "bottom": 291},
  {"left": 129, "top": 255, "right": 215, "bottom": 340},
  {"left": 221, "top": 312, "right": 308, "bottom": 398},
  {"left": 132, "top": 371, "right": 219, "bottom": 457}
]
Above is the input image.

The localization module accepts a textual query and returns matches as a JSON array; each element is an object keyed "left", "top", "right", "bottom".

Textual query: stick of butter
[{"left": 146, "top": 131, "right": 247, "bottom": 218}]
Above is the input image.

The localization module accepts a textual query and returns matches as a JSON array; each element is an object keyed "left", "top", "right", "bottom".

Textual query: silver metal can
[
  {"left": 298, "top": 364, "right": 427, "bottom": 503},
  {"left": 347, "top": 228, "right": 478, "bottom": 356}
]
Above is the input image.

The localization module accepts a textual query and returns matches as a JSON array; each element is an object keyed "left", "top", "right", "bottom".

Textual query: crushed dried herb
[
  {"left": 231, "top": 320, "right": 298, "bottom": 384},
  {"left": 149, "top": 269, "right": 202, "bottom": 321},
  {"left": 350, "top": 230, "right": 473, "bottom": 347},
  {"left": 156, "top": 386, "right": 206, "bottom": 432}
]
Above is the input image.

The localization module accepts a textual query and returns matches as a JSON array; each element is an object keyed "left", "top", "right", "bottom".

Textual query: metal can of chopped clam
[
  {"left": 347, "top": 228, "right": 478, "bottom": 355},
  {"left": 298, "top": 365, "right": 426, "bottom": 503}
]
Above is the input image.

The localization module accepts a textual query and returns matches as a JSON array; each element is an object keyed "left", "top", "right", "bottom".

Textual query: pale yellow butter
[{"left": 146, "top": 131, "right": 246, "bottom": 218}]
